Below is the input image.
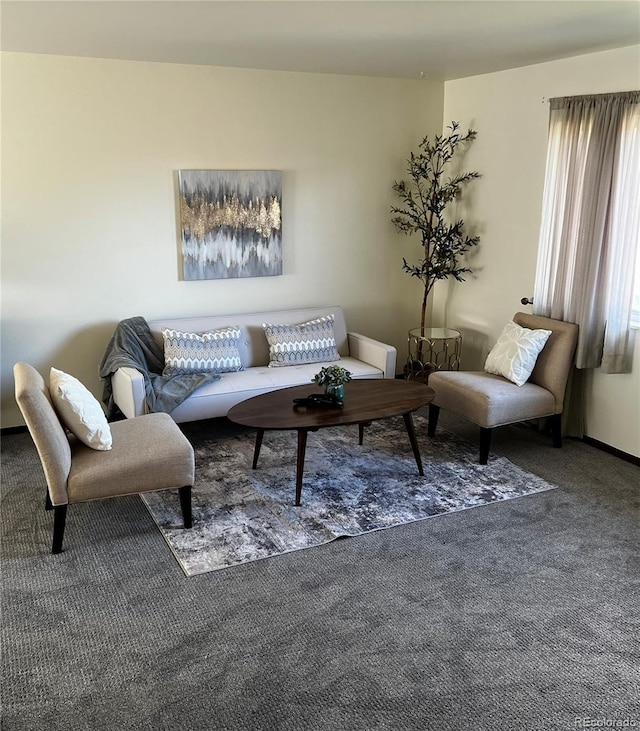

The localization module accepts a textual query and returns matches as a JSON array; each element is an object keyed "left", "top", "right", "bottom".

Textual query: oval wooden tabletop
[{"left": 227, "top": 379, "right": 434, "bottom": 430}]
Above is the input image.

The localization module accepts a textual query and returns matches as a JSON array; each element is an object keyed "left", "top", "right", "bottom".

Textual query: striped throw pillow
[
  {"left": 263, "top": 315, "right": 340, "bottom": 367},
  {"left": 162, "top": 326, "right": 243, "bottom": 376}
]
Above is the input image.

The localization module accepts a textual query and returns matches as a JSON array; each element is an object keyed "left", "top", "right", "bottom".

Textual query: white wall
[
  {"left": 1, "top": 52, "right": 443, "bottom": 427},
  {"left": 441, "top": 45, "right": 640, "bottom": 457}
]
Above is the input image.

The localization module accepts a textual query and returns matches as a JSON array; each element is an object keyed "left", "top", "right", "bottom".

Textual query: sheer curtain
[{"left": 533, "top": 90, "right": 640, "bottom": 373}]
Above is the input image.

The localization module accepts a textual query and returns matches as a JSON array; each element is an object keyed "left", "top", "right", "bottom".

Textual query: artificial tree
[{"left": 391, "top": 122, "right": 481, "bottom": 359}]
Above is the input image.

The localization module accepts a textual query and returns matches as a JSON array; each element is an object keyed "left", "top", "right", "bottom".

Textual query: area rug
[{"left": 142, "top": 415, "right": 557, "bottom": 576}]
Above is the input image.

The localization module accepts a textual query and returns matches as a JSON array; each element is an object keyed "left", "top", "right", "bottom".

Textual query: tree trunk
[{"left": 417, "top": 285, "right": 428, "bottom": 363}]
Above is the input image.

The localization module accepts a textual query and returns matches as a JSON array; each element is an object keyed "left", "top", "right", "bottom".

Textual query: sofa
[{"left": 111, "top": 305, "right": 397, "bottom": 423}]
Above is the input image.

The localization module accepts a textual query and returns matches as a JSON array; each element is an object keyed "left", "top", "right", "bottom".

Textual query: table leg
[
  {"left": 252, "top": 429, "right": 264, "bottom": 469},
  {"left": 403, "top": 412, "right": 424, "bottom": 476},
  {"left": 295, "top": 429, "right": 308, "bottom": 506},
  {"left": 358, "top": 421, "right": 371, "bottom": 445}
]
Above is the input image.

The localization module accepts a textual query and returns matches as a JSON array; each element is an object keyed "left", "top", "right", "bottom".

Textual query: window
[{"left": 619, "top": 100, "right": 640, "bottom": 330}]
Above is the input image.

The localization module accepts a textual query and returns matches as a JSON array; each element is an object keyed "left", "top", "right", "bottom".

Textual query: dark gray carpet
[
  {"left": 144, "top": 417, "right": 557, "bottom": 575},
  {"left": 1, "top": 410, "right": 639, "bottom": 731}
]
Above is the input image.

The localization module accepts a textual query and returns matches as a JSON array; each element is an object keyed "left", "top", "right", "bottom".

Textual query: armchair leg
[
  {"left": 479, "top": 428, "right": 493, "bottom": 465},
  {"left": 428, "top": 404, "right": 440, "bottom": 437},
  {"left": 52, "top": 505, "right": 67, "bottom": 554},
  {"left": 45, "top": 489, "right": 53, "bottom": 511},
  {"left": 550, "top": 413, "right": 562, "bottom": 448},
  {"left": 179, "top": 486, "right": 193, "bottom": 529}
]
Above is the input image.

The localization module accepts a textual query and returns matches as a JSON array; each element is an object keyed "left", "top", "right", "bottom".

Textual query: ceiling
[{"left": 2, "top": 0, "right": 639, "bottom": 81}]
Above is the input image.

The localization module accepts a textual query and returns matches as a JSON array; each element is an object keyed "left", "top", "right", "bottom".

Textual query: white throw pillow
[
  {"left": 484, "top": 321, "right": 552, "bottom": 387},
  {"left": 49, "top": 367, "right": 113, "bottom": 450}
]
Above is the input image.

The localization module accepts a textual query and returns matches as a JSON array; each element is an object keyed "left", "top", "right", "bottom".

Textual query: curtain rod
[{"left": 549, "top": 90, "right": 640, "bottom": 106}]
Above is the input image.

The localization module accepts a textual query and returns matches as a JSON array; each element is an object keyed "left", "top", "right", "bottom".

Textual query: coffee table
[{"left": 227, "top": 379, "right": 434, "bottom": 505}]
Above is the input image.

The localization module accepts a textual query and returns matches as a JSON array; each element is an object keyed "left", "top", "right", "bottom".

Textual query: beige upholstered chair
[
  {"left": 427, "top": 313, "right": 579, "bottom": 464},
  {"left": 14, "top": 362, "right": 195, "bottom": 554}
]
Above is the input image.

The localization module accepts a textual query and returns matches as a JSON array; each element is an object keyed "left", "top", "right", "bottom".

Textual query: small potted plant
[{"left": 312, "top": 365, "right": 352, "bottom": 401}]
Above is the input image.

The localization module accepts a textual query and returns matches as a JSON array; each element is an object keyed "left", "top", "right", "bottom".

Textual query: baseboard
[
  {"left": 3, "top": 425, "right": 638, "bottom": 467},
  {"left": 1, "top": 425, "right": 28, "bottom": 436},
  {"left": 582, "top": 436, "right": 640, "bottom": 467}
]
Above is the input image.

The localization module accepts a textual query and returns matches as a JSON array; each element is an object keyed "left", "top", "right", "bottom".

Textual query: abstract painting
[{"left": 178, "top": 170, "right": 282, "bottom": 280}]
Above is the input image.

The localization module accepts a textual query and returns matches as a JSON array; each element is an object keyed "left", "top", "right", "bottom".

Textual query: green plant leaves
[{"left": 391, "top": 121, "right": 481, "bottom": 324}]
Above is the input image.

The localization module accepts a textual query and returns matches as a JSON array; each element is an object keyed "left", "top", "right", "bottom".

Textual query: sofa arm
[
  {"left": 111, "top": 367, "right": 146, "bottom": 419},
  {"left": 347, "top": 332, "right": 397, "bottom": 379}
]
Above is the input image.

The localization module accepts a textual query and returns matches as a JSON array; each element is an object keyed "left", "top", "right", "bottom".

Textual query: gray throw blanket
[{"left": 99, "top": 316, "right": 220, "bottom": 419}]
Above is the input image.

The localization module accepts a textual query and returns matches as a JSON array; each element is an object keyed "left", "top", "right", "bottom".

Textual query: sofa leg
[
  {"left": 52, "top": 505, "right": 67, "bottom": 554},
  {"left": 550, "top": 413, "right": 562, "bottom": 448},
  {"left": 179, "top": 486, "right": 193, "bottom": 529},
  {"left": 427, "top": 404, "right": 440, "bottom": 437},
  {"left": 479, "top": 428, "right": 492, "bottom": 465}
]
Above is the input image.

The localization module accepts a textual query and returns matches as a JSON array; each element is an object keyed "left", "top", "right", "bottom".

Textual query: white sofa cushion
[{"left": 166, "top": 357, "right": 382, "bottom": 422}]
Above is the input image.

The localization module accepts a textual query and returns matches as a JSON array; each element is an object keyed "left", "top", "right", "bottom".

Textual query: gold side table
[{"left": 405, "top": 327, "right": 462, "bottom": 383}]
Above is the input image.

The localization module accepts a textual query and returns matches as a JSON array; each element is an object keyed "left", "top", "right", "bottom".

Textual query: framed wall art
[{"left": 178, "top": 169, "right": 282, "bottom": 280}]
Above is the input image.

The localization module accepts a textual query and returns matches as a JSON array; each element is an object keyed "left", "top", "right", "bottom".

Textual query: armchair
[
  {"left": 14, "top": 362, "right": 195, "bottom": 554},
  {"left": 427, "top": 313, "right": 578, "bottom": 464}
]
